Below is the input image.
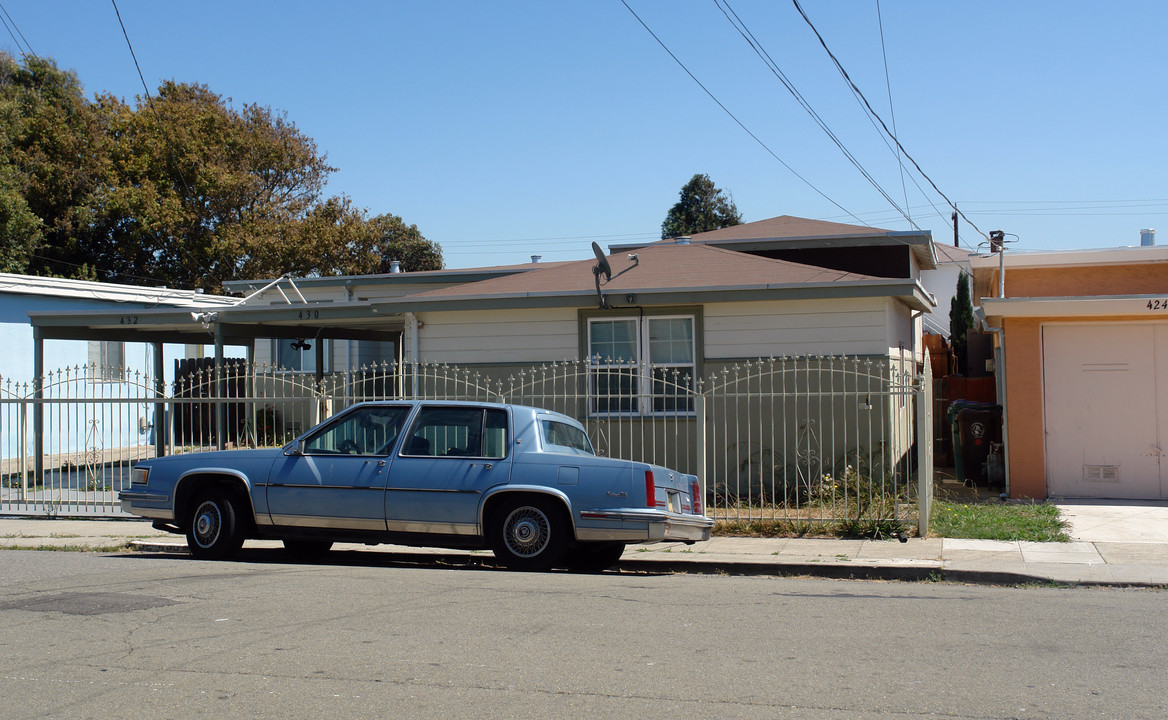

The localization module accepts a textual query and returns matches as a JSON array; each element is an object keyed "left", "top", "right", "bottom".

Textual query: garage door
[{"left": 1043, "top": 323, "right": 1167, "bottom": 499}]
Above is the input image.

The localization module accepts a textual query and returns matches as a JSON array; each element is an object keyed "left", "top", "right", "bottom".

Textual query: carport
[{"left": 26, "top": 293, "right": 404, "bottom": 477}]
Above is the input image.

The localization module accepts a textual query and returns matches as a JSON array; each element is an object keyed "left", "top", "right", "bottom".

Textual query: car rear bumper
[{"left": 576, "top": 508, "right": 714, "bottom": 543}]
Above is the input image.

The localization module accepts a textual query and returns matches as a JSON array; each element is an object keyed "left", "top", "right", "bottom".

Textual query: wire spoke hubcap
[
  {"left": 504, "top": 507, "right": 550, "bottom": 557},
  {"left": 193, "top": 502, "right": 222, "bottom": 548}
]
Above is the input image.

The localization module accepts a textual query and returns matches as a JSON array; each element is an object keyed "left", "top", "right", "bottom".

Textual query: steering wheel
[{"left": 338, "top": 439, "right": 360, "bottom": 454}]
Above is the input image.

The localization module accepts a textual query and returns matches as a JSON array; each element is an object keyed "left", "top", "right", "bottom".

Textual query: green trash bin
[{"left": 948, "top": 401, "right": 1002, "bottom": 486}]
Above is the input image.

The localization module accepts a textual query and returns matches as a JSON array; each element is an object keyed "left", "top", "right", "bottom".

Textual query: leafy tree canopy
[
  {"left": 660, "top": 173, "right": 742, "bottom": 240},
  {"left": 0, "top": 53, "right": 441, "bottom": 292}
]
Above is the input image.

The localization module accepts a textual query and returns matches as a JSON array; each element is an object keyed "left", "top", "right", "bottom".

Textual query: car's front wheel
[
  {"left": 488, "top": 496, "right": 569, "bottom": 571},
  {"left": 185, "top": 489, "right": 245, "bottom": 560}
]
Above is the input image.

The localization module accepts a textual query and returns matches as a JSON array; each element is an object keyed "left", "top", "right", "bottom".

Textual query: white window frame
[{"left": 587, "top": 314, "right": 696, "bottom": 417}]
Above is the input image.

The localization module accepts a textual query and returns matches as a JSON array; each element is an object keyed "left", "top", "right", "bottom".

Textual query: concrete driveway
[{"left": 1057, "top": 500, "right": 1168, "bottom": 542}]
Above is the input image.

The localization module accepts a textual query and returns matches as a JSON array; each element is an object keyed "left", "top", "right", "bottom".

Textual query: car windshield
[
  {"left": 303, "top": 405, "right": 411, "bottom": 455},
  {"left": 540, "top": 419, "right": 594, "bottom": 455}
]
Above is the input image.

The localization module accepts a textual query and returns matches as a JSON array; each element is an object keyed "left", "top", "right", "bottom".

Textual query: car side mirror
[{"left": 288, "top": 439, "right": 306, "bottom": 456}]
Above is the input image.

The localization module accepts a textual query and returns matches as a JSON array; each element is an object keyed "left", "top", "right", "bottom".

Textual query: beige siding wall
[
  {"left": 417, "top": 308, "right": 579, "bottom": 364},
  {"left": 884, "top": 298, "right": 917, "bottom": 359},
  {"left": 703, "top": 298, "right": 890, "bottom": 358}
]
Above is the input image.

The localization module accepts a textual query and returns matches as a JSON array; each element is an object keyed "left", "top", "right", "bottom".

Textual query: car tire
[
  {"left": 565, "top": 542, "right": 626, "bottom": 572},
  {"left": 488, "top": 496, "right": 569, "bottom": 571},
  {"left": 185, "top": 489, "right": 246, "bottom": 560},
  {"left": 282, "top": 539, "right": 334, "bottom": 558}
]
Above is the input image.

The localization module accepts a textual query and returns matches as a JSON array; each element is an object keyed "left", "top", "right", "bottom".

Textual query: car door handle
[{"left": 471, "top": 463, "right": 493, "bottom": 470}]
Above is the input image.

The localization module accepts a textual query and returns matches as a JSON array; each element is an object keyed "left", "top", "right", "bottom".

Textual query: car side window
[
  {"left": 403, "top": 407, "right": 509, "bottom": 459},
  {"left": 302, "top": 405, "right": 410, "bottom": 456}
]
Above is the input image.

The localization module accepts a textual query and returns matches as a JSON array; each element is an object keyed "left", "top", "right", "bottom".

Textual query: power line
[
  {"left": 713, "top": 0, "right": 919, "bottom": 232},
  {"left": 791, "top": 0, "right": 988, "bottom": 245},
  {"left": 0, "top": 1, "right": 35, "bottom": 58},
  {"left": 876, "top": 0, "right": 911, "bottom": 223},
  {"left": 618, "top": 0, "right": 871, "bottom": 230}
]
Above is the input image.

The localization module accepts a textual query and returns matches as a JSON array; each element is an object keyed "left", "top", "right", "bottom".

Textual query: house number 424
[{"left": 1147, "top": 299, "right": 1168, "bottom": 311}]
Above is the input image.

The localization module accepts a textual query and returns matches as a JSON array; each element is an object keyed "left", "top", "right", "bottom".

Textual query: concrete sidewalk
[{"left": 2, "top": 502, "right": 1167, "bottom": 587}]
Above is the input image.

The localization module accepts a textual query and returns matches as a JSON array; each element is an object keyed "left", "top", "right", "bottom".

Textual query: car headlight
[{"left": 131, "top": 467, "right": 149, "bottom": 486}]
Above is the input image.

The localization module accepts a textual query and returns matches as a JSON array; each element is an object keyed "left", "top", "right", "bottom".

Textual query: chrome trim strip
[
  {"left": 118, "top": 491, "right": 169, "bottom": 503},
  {"left": 267, "top": 514, "right": 386, "bottom": 531},
  {"left": 384, "top": 519, "right": 479, "bottom": 536},
  {"left": 267, "top": 484, "right": 382, "bottom": 491},
  {"left": 575, "top": 527, "right": 648, "bottom": 542},
  {"left": 385, "top": 487, "right": 480, "bottom": 494},
  {"left": 119, "top": 500, "right": 174, "bottom": 521}
]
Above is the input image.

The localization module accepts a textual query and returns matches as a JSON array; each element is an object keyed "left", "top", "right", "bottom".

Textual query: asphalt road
[{"left": 0, "top": 548, "right": 1164, "bottom": 719}]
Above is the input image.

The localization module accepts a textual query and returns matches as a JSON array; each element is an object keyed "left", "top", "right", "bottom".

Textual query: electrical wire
[
  {"left": 714, "top": 0, "right": 921, "bottom": 233},
  {"left": 876, "top": 0, "right": 911, "bottom": 223},
  {"left": 0, "top": 1, "right": 35, "bottom": 58},
  {"left": 791, "top": 0, "right": 988, "bottom": 245},
  {"left": 110, "top": 0, "right": 204, "bottom": 276},
  {"left": 618, "top": 0, "right": 872, "bottom": 230}
]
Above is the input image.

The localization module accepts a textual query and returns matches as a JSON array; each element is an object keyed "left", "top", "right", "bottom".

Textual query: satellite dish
[{"left": 591, "top": 242, "right": 612, "bottom": 282}]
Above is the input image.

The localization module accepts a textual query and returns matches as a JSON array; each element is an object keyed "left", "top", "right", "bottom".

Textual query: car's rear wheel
[
  {"left": 185, "top": 489, "right": 245, "bottom": 560},
  {"left": 489, "top": 496, "right": 569, "bottom": 571},
  {"left": 282, "top": 539, "right": 334, "bottom": 558},
  {"left": 565, "top": 542, "right": 626, "bottom": 572}
]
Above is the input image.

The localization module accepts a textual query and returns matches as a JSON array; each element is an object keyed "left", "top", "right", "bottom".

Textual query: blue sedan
[{"left": 120, "top": 401, "right": 713, "bottom": 571}]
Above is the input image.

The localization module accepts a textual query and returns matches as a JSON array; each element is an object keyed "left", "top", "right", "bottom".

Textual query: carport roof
[{"left": 28, "top": 300, "right": 403, "bottom": 345}]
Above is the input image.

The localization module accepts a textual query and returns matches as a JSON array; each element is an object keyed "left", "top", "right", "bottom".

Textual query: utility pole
[{"left": 952, "top": 207, "right": 959, "bottom": 247}]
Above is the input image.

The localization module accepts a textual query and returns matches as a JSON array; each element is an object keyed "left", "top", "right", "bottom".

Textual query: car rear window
[{"left": 540, "top": 419, "right": 594, "bottom": 455}]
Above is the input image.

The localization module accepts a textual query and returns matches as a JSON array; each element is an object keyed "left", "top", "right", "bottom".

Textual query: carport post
[
  {"left": 916, "top": 350, "right": 933, "bottom": 537},
  {"left": 695, "top": 395, "right": 707, "bottom": 509},
  {"left": 215, "top": 325, "right": 226, "bottom": 451},
  {"left": 33, "top": 326, "right": 43, "bottom": 485},
  {"left": 152, "top": 342, "right": 166, "bottom": 458}
]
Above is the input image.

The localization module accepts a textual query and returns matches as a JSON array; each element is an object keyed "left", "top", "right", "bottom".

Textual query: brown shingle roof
[
  {"left": 684, "top": 215, "right": 891, "bottom": 242},
  {"left": 406, "top": 242, "right": 880, "bottom": 300}
]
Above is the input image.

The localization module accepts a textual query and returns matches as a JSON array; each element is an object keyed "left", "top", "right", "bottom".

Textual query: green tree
[
  {"left": 949, "top": 271, "right": 975, "bottom": 374},
  {"left": 0, "top": 53, "right": 102, "bottom": 276},
  {"left": 372, "top": 213, "right": 443, "bottom": 273},
  {"left": 660, "top": 173, "right": 743, "bottom": 239},
  {"left": 0, "top": 53, "right": 440, "bottom": 292}
]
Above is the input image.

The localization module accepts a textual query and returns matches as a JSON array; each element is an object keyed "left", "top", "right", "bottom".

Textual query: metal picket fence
[{"left": 1, "top": 355, "right": 932, "bottom": 532}]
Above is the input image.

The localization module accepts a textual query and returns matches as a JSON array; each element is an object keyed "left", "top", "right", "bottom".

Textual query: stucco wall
[{"left": 1002, "top": 317, "right": 1045, "bottom": 498}]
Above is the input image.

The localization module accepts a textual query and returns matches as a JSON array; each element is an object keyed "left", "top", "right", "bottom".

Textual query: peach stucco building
[{"left": 972, "top": 245, "right": 1168, "bottom": 500}]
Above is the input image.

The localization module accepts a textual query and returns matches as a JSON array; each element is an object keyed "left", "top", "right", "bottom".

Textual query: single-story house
[
  {"left": 22, "top": 215, "right": 936, "bottom": 475},
  {"left": 973, "top": 243, "right": 1168, "bottom": 500},
  {"left": 210, "top": 216, "right": 938, "bottom": 375}
]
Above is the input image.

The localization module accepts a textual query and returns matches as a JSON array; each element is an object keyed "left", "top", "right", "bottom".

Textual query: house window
[
  {"left": 587, "top": 315, "right": 696, "bottom": 415},
  {"left": 87, "top": 341, "right": 126, "bottom": 382},
  {"left": 276, "top": 338, "right": 330, "bottom": 373}
]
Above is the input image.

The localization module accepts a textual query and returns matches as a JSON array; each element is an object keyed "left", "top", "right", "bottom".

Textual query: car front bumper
[{"left": 118, "top": 490, "right": 175, "bottom": 521}]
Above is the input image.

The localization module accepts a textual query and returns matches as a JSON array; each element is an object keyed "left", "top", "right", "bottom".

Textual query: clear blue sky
[{"left": 4, "top": 1, "right": 1165, "bottom": 268}]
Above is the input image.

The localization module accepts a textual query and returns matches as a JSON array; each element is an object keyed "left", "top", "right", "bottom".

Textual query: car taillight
[
  {"left": 690, "top": 479, "right": 703, "bottom": 515},
  {"left": 645, "top": 470, "right": 656, "bottom": 508}
]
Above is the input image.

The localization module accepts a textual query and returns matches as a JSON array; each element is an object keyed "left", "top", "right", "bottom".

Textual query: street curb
[{"left": 125, "top": 540, "right": 1142, "bottom": 587}]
